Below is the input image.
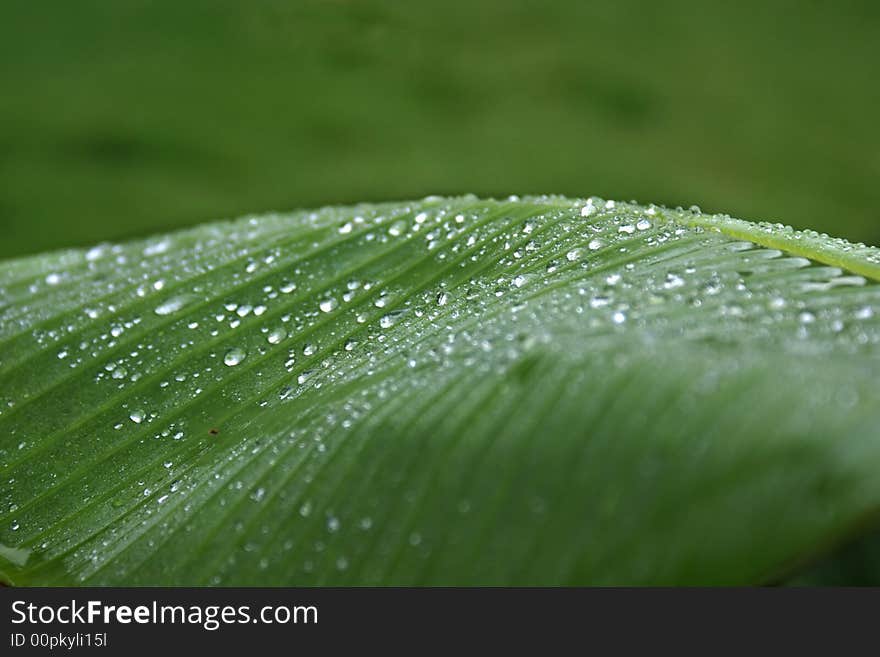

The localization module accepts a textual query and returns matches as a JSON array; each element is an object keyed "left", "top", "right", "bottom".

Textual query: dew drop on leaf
[
  {"left": 224, "top": 348, "right": 247, "bottom": 366},
  {"left": 267, "top": 327, "right": 287, "bottom": 344},
  {"left": 154, "top": 295, "right": 195, "bottom": 316},
  {"left": 380, "top": 310, "right": 405, "bottom": 328}
]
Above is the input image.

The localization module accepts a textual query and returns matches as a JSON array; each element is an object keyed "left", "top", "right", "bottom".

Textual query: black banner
[{"left": 2, "top": 587, "right": 877, "bottom": 652}]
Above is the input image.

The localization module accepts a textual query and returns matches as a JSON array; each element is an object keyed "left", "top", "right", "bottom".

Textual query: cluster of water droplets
[{"left": 2, "top": 194, "right": 879, "bottom": 582}]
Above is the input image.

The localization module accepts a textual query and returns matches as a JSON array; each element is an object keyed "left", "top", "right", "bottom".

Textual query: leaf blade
[{"left": 2, "top": 196, "right": 879, "bottom": 585}]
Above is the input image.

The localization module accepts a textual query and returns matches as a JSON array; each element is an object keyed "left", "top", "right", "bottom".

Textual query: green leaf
[{"left": 1, "top": 196, "right": 879, "bottom": 585}]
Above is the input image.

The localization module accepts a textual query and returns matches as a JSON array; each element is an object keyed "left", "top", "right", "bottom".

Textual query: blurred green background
[{"left": 1, "top": 0, "right": 879, "bottom": 260}]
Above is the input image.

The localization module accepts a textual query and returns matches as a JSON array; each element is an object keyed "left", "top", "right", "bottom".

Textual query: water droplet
[
  {"left": 129, "top": 410, "right": 145, "bottom": 424},
  {"left": 380, "top": 311, "right": 404, "bottom": 329},
  {"left": 280, "top": 281, "right": 297, "bottom": 294},
  {"left": 86, "top": 245, "right": 106, "bottom": 261},
  {"left": 588, "top": 239, "right": 603, "bottom": 251},
  {"left": 512, "top": 275, "right": 527, "bottom": 288},
  {"left": 580, "top": 203, "right": 596, "bottom": 217},
  {"left": 45, "top": 273, "right": 61, "bottom": 285},
  {"left": 855, "top": 306, "right": 875, "bottom": 320},
  {"left": 267, "top": 327, "right": 287, "bottom": 344},
  {"left": 437, "top": 291, "right": 449, "bottom": 306},
  {"left": 143, "top": 240, "right": 170, "bottom": 256},
  {"left": 636, "top": 218, "right": 652, "bottom": 231},
  {"left": 319, "top": 298, "right": 338, "bottom": 313},
  {"left": 327, "top": 516, "right": 340, "bottom": 533},
  {"left": 664, "top": 273, "right": 685, "bottom": 290},
  {"left": 303, "top": 343, "right": 316, "bottom": 356},
  {"left": 612, "top": 311, "right": 627, "bottom": 324},
  {"left": 224, "top": 348, "right": 247, "bottom": 366},
  {"left": 338, "top": 222, "right": 353, "bottom": 234},
  {"left": 618, "top": 224, "right": 635, "bottom": 235},
  {"left": 154, "top": 295, "right": 195, "bottom": 316},
  {"left": 297, "top": 370, "right": 314, "bottom": 385},
  {"left": 566, "top": 249, "right": 582, "bottom": 262}
]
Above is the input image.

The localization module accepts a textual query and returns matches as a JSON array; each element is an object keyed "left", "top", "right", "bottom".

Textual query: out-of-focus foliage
[{"left": 1, "top": 0, "right": 879, "bottom": 259}]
